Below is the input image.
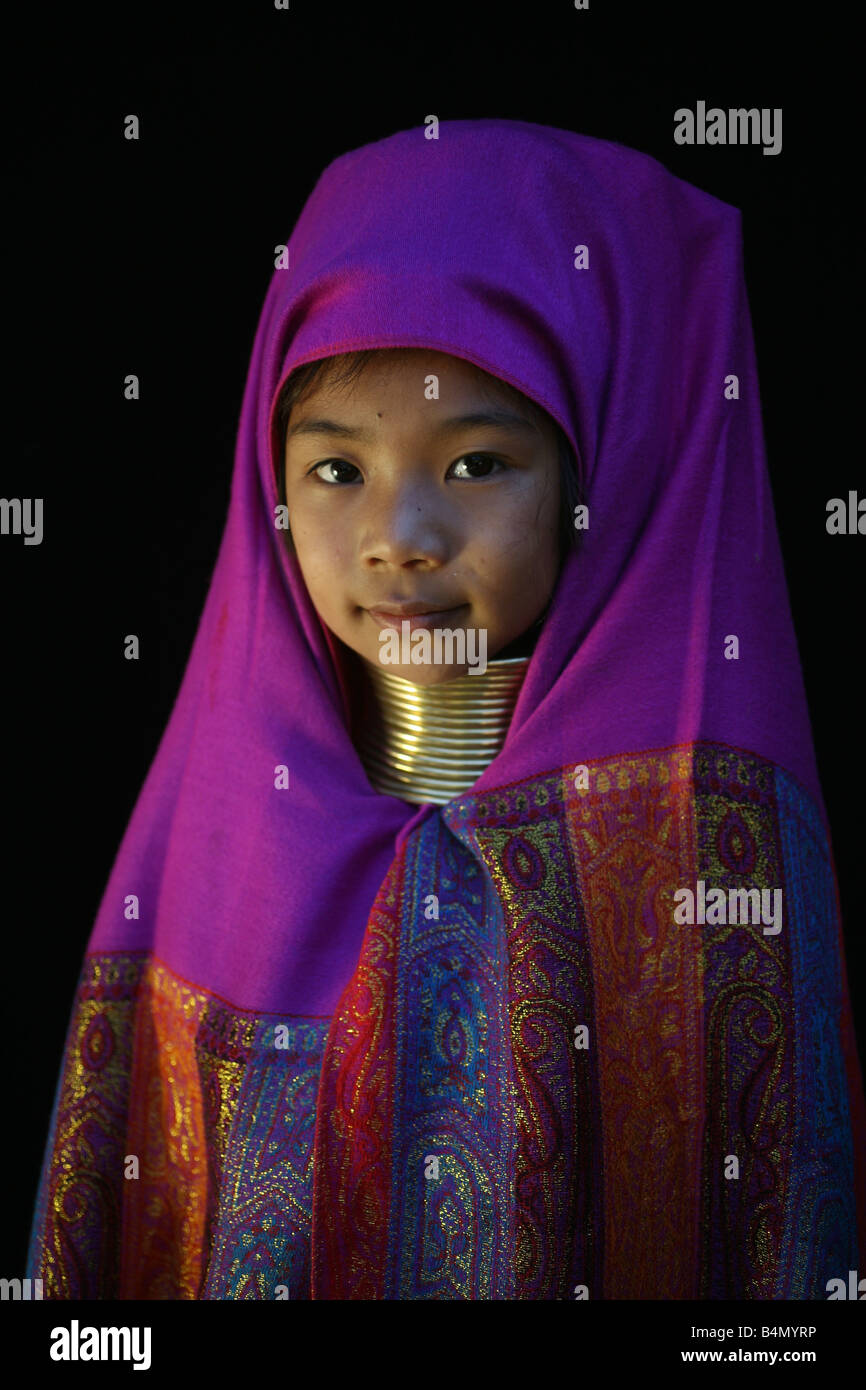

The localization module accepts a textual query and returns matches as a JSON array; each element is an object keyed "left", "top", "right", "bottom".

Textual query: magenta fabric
[{"left": 86, "top": 118, "right": 822, "bottom": 1018}]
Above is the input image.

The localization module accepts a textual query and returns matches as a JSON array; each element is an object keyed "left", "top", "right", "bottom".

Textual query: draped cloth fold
[{"left": 27, "top": 119, "right": 865, "bottom": 1299}]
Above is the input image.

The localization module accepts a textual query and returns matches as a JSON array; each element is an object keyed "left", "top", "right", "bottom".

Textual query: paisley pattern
[
  {"left": 28, "top": 956, "right": 328, "bottom": 1299},
  {"left": 28, "top": 742, "right": 863, "bottom": 1298}
]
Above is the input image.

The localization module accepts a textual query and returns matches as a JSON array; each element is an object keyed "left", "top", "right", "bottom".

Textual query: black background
[{"left": 3, "top": 0, "right": 862, "bottom": 1310}]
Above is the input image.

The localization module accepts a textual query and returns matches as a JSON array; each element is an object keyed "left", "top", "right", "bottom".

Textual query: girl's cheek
[{"left": 325, "top": 540, "right": 351, "bottom": 571}]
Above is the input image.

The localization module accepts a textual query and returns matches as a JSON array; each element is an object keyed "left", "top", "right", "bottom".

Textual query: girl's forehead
[{"left": 303, "top": 349, "right": 549, "bottom": 426}]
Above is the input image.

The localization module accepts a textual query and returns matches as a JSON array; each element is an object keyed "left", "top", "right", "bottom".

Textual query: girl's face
[{"left": 283, "top": 349, "right": 562, "bottom": 683}]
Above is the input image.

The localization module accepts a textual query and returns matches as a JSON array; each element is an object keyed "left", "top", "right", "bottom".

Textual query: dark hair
[{"left": 273, "top": 348, "right": 585, "bottom": 560}]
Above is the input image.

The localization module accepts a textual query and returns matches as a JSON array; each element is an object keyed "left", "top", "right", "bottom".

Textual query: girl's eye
[
  {"left": 309, "top": 452, "right": 505, "bottom": 485},
  {"left": 448, "top": 453, "right": 505, "bottom": 480},
  {"left": 312, "top": 459, "right": 361, "bottom": 484}
]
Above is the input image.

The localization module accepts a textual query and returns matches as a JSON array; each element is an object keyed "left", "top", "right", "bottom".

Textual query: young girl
[{"left": 28, "top": 118, "right": 865, "bottom": 1300}]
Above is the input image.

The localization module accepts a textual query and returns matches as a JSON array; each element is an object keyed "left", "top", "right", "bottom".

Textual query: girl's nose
[{"left": 359, "top": 490, "right": 450, "bottom": 566}]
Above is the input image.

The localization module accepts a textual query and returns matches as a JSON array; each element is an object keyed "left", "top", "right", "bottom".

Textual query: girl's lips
[{"left": 367, "top": 605, "right": 468, "bottom": 633}]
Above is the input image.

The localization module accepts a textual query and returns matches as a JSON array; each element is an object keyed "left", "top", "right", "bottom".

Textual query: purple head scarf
[{"left": 28, "top": 119, "right": 865, "bottom": 1300}]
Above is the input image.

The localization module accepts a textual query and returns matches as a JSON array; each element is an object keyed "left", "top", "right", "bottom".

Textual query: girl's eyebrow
[{"left": 286, "top": 409, "right": 538, "bottom": 445}]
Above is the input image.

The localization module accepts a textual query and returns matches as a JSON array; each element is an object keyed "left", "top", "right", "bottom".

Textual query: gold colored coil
[{"left": 356, "top": 655, "right": 531, "bottom": 805}]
